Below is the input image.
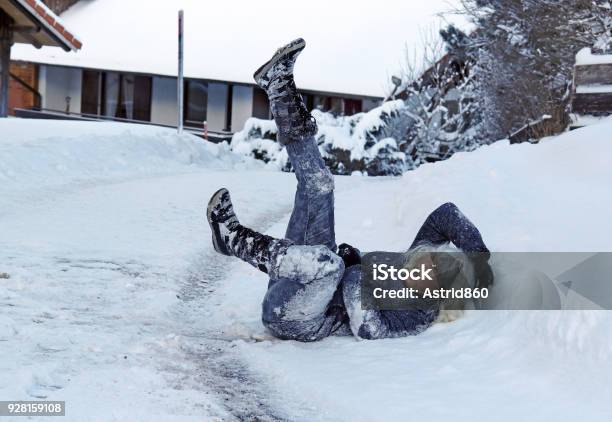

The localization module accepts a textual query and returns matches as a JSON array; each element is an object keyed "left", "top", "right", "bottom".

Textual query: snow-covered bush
[
  {"left": 230, "top": 118, "right": 288, "bottom": 169},
  {"left": 230, "top": 101, "right": 412, "bottom": 176}
]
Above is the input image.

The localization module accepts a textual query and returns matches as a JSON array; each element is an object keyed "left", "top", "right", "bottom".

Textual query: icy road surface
[{"left": 1, "top": 119, "right": 612, "bottom": 421}]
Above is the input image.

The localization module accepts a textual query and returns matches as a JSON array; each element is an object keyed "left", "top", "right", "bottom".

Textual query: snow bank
[
  {"left": 231, "top": 101, "right": 411, "bottom": 176},
  {"left": 0, "top": 119, "right": 255, "bottom": 197}
]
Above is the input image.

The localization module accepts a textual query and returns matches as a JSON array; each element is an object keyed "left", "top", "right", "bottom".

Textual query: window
[
  {"left": 102, "top": 72, "right": 120, "bottom": 118},
  {"left": 301, "top": 93, "right": 314, "bottom": 112},
  {"left": 311, "top": 95, "right": 362, "bottom": 116},
  {"left": 184, "top": 79, "right": 208, "bottom": 126},
  {"left": 81, "top": 71, "right": 151, "bottom": 121},
  {"left": 252, "top": 87, "right": 270, "bottom": 119},
  {"left": 81, "top": 70, "right": 101, "bottom": 115},
  {"left": 344, "top": 99, "right": 362, "bottom": 115},
  {"left": 313, "top": 95, "right": 344, "bottom": 115},
  {"left": 133, "top": 76, "right": 152, "bottom": 121},
  {"left": 329, "top": 97, "right": 344, "bottom": 115},
  {"left": 225, "top": 84, "right": 233, "bottom": 132}
]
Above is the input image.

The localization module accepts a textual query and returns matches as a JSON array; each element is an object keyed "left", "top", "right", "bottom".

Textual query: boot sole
[
  {"left": 253, "top": 38, "right": 306, "bottom": 88},
  {"left": 207, "top": 188, "right": 231, "bottom": 256}
]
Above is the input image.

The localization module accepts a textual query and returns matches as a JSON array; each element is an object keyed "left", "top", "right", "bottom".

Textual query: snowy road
[
  {"left": 2, "top": 119, "right": 612, "bottom": 421},
  {"left": 0, "top": 165, "right": 317, "bottom": 420}
]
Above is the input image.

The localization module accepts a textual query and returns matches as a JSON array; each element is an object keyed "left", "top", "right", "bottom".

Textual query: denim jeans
[
  {"left": 262, "top": 135, "right": 346, "bottom": 341},
  {"left": 262, "top": 136, "right": 489, "bottom": 341},
  {"left": 283, "top": 136, "right": 336, "bottom": 251}
]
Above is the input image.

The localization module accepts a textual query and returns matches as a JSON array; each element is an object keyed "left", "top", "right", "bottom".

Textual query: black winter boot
[
  {"left": 206, "top": 188, "right": 291, "bottom": 274},
  {"left": 253, "top": 38, "right": 317, "bottom": 144}
]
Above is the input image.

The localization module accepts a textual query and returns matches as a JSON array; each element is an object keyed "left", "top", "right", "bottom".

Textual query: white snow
[
  {"left": 216, "top": 116, "right": 612, "bottom": 420},
  {"left": 2, "top": 116, "right": 612, "bottom": 420},
  {"left": 9, "top": 0, "right": 467, "bottom": 98},
  {"left": 0, "top": 119, "right": 256, "bottom": 204},
  {"left": 575, "top": 84, "right": 612, "bottom": 94},
  {"left": 570, "top": 113, "right": 611, "bottom": 127},
  {"left": 0, "top": 119, "right": 261, "bottom": 421},
  {"left": 575, "top": 47, "right": 612, "bottom": 65}
]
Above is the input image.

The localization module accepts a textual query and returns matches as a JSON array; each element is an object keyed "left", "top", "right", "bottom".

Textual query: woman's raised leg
[
  {"left": 254, "top": 38, "right": 336, "bottom": 251},
  {"left": 284, "top": 138, "right": 336, "bottom": 250}
]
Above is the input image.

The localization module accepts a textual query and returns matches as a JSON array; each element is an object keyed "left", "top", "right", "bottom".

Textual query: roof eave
[{"left": 9, "top": 0, "right": 81, "bottom": 52}]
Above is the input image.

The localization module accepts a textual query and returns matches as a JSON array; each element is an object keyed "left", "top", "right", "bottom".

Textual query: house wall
[
  {"left": 8, "top": 62, "right": 39, "bottom": 115},
  {"left": 39, "top": 65, "right": 82, "bottom": 113},
  {"left": 150, "top": 76, "right": 177, "bottom": 126},
  {"left": 207, "top": 82, "right": 228, "bottom": 131},
  {"left": 572, "top": 62, "right": 612, "bottom": 117},
  {"left": 231, "top": 85, "right": 253, "bottom": 132}
]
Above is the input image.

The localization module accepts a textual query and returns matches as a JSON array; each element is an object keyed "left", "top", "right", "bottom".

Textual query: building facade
[
  {"left": 9, "top": 61, "right": 381, "bottom": 134},
  {"left": 6, "top": 0, "right": 382, "bottom": 132}
]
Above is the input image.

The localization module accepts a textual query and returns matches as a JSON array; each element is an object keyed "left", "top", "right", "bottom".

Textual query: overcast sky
[
  {"left": 191, "top": 0, "right": 467, "bottom": 96},
  {"left": 13, "top": 0, "right": 466, "bottom": 97}
]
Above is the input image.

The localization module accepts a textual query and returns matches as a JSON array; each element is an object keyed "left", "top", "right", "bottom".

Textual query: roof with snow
[
  {"left": 0, "top": 0, "right": 81, "bottom": 51},
  {"left": 575, "top": 47, "right": 612, "bottom": 66},
  {"left": 9, "top": 0, "right": 464, "bottom": 98}
]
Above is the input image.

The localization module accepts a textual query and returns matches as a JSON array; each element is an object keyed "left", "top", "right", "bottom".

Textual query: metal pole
[{"left": 177, "top": 10, "right": 184, "bottom": 134}]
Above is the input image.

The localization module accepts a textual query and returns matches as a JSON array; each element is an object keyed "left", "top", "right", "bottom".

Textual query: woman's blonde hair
[{"left": 402, "top": 243, "right": 475, "bottom": 323}]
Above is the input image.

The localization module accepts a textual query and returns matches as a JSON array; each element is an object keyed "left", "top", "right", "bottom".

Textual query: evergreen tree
[{"left": 456, "top": 0, "right": 612, "bottom": 140}]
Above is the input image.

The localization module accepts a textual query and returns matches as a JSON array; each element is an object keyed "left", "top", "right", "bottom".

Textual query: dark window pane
[
  {"left": 185, "top": 80, "right": 208, "bottom": 125},
  {"left": 133, "top": 75, "right": 152, "bottom": 121},
  {"left": 344, "top": 99, "right": 362, "bottom": 115},
  {"left": 329, "top": 97, "right": 343, "bottom": 115},
  {"left": 81, "top": 70, "right": 100, "bottom": 115},
  {"left": 301, "top": 93, "right": 314, "bottom": 111},
  {"left": 99, "top": 72, "right": 151, "bottom": 121},
  {"left": 225, "top": 84, "right": 233, "bottom": 131},
  {"left": 314, "top": 95, "right": 332, "bottom": 112},
  {"left": 252, "top": 87, "right": 270, "bottom": 119}
]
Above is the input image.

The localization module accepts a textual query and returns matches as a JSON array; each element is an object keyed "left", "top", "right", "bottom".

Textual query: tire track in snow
[{"left": 173, "top": 208, "right": 316, "bottom": 421}]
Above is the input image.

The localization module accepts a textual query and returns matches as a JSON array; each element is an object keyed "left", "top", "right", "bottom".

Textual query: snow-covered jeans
[
  {"left": 261, "top": 135, "right": 489, "bottom": 341},
  {"left": 262, "top": 136, "right": 346, "bottom": 341}
]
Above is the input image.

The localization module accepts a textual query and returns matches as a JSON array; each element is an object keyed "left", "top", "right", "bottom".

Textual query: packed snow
[
  {"left": 575, "top": 84, "right": 612, "bottom": 94},
  {"left": 1, "top": 117, "right": 612, "bottom": 421},
  {"left": 575, "top": 47, "right": 612, "bottom": 65},
  {"left": 221, "top": 116, "right": 612, "bottom": 421}
]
